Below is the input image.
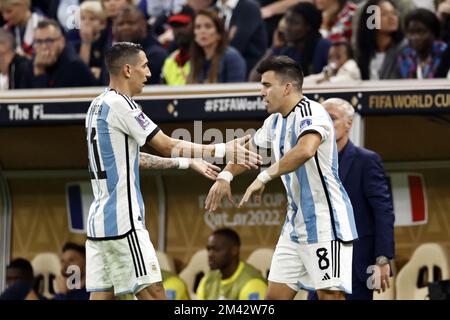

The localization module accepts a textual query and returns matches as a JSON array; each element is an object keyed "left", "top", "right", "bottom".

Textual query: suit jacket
[
  {"left": 339, "top": 140, "right": 395, "bottom": 282},
  {"left": 25, "top": 46, "right": 97, "bottom": 88}
]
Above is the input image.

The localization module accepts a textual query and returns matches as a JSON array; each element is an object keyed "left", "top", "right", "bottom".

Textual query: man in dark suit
[
  {"left": 323, "top": 97, "right": 395, "bottom": 299},
  {"left": 24, "top": 19, "right": 97, "bottom": 88}
]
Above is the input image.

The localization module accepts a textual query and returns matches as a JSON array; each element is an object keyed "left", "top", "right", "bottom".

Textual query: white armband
[
  {"left": 217, "top": 171, "right": 233, "bottom": 183},
  {"left": 257, "top": 170, "right": 272, "bottom": 184},
  {"left": 177, "top": 158, "right": 190, "bottom": 169},
  {"left": 214, "top": 143, "right": 226, "bottom": 158}
]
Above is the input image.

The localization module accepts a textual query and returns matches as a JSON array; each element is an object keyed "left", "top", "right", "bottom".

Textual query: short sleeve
[
  {"left": 297, "top": 114, "right": 331, "bottom": 142},
  {"left": 114, "top": 108, "right": 160, "bottom": 147},
  {"left": 253, "top": 114, "right": 276, "bottom": 149}
]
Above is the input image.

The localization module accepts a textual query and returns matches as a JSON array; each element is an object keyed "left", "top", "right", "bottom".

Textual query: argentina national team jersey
[
  {"left": 253, "top": 97, "right": 358, "bottom": 244},
  {"left": 85, "top": 89, "right": 160, "bottom": 240}
]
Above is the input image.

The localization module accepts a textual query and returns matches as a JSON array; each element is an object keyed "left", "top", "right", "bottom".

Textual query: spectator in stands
[
  {"left": 196, "top": 228, "right": 267, "bottom": 300},
  {"left": 66, "top": 1, "right": 107, "bottom": 81},
  {"left": 436, "top": 0, "right": 450, "bottom": 43},
  {"left": 187, "top": 0, "right": 214, "bottom": 12},
  {"left": 304, "top": 40, "right": 361, "bottom": 84},
  {"left": 161, "top": 5, "right": 195, "bottom": 85},
  {"left": 113, "top": 5, "right": 167, "bottom": 85},
  {"left": 355, "top": 0, "right": 405, "bottom": 80},
  {"left": 0, "top": 0, "right": 44, "bottom": 57},
  {"left": 23, "top": 19, "right": 96, "bottom": 88},
  {"left": 309, "top": 98, "right": 394, "bottom": 300},
  {"left": 0, "top": 258, "right": 45, "bottom": 300},
  {"left": 268, "top": 2, "right": 330, "bottom": 77},
  {"left": 188, "top": 8, "right": 246, "bottom": 83},
  {"left": 315, "top": 0, "right": 357, "bottom": 42},
  {"left": 86, "top": 0, "right": 136, "bottom": 84},
  {"left": 53, "top": 242, "right": 89, "bottom": 300},
  {"left": 398, "top": 8, "right": 448, "bottom": 79},
  {"left": 149, "top": 0, "right": 212, "bottom": 46},
  {"left": 248, "top": 15, "right": 287, "bottom": 81},
  {"left": 137, "top": 0, "right": 185, "bottom": 21},
  {"left": 162, "top": 270, "right": 191, "bottom": 300},
  {"left": 0, "top": 28, "right": 30, "bottom": 89},
  {"left": 214, "top": 0, "right": 268, "bottom": 74}
]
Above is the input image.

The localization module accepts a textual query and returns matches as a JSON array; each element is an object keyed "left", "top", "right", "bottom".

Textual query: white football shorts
[
  {"left": 86, "top": 229, "right": 162, "bottom": 296},
  {"left": 268, "top": 233, "right": 353, "bottom": 293}
]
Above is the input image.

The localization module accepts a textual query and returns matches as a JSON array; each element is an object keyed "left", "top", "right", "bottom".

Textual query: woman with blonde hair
[{"left": 188, "top": 9, "right": 246, "bottom": 83}]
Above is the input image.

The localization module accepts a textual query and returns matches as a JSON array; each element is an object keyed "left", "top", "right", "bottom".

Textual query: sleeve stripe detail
[
  {"left": 299, "top": 100, "right": 312, "bottom": 117},
  {"left": 145, "top": 126, "right": 161, "bottom": 144}
]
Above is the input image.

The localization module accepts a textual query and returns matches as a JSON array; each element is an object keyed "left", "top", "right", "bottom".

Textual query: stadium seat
[
  {"left": 156, "top": 251, "right": 176, "bottom": 273},
  {"left": 31, "top": 252, "right": 61, "bottom": 299},
  {"left": 179, "top": 249, "right": 209, "bottom": 299},
  {"left": 396, "top": 243, "right": 450, "bottom": 300},
  {"left": 246, "top": 248, "right": 274, "bottom": 279}
]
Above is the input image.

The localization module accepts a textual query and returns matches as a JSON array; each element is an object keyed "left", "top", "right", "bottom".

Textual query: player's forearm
[
  {"left": 139, "top": 153, "right": 180, "bottom": 169},
  {"left": 223, "top": 163, "right": 248, "bottom": 177},
  {"left": 265, "top": 149, "right": 312, "bottom": 179},
  {"left": 262, "top": 133, "right": 321, "bottom": 181},
  {"left": 168, "top": 138, "right": 216, "bottom": 158}
]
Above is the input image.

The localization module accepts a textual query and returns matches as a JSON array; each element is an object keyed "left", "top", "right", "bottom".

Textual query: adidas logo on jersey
[{"left": 322, "top": 273, "right": 331, "bottom": 281}]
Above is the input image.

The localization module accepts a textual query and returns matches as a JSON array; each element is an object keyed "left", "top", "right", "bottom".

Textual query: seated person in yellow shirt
[
  {"left": 196, "top": 228, "right": 267, "bottom": 300},
  {"left": 119, "top": 269, "right": 190, "bottom": 300},
  {"left": 162, "top": 269, "right": 190, "bottom": 300}
]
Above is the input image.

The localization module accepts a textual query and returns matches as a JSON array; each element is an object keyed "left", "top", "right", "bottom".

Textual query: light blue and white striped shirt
[
  {"left": 253, "top": 97, "right": 358, "bottom": 244},
  {"left": 85, "top": 89, "right": 160, "bottom": 240}
]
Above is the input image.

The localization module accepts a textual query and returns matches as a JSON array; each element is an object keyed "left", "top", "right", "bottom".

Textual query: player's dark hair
[
  {"left": 212, "top": 228, "right": 241, "bottom": 247},
  {"left": 256, "top": 55, "right": 304, "bottom": 91},
  {"left": 105, "top": 42, "right": 144, "bottom": 75},
  {"left": 7, "top": 258, "right": 34, "bottom": 284},
  {"left": 62, "top": 242, "right": 86, "bottom": 257},
  {"left": 404, "top": 8, "right": 441, "bottom": 39}
]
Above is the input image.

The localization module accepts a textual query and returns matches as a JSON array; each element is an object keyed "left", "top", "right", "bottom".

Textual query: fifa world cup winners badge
[
  {"left": 135, "top": 112, "right": 150, "bottom": 130},
  {"left": 300, "top": 119, "right": 312, "bottom": 131}
]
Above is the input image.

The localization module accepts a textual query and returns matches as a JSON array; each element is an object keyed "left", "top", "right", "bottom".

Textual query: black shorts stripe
[
  {"left": 129, "top": 233, "right": 143, "bottom": 277},
  {"left": 132, "top": 231, "right": 147, "bottom": 276},
  {"left": 331, "top": 241, "right": 334, "bottom": 277},
  {"left": 337, "top": 241, "right": 341, "bottom": 278},
  {"left": 127, "top": 234, "right": 139, "bottom": 278}
]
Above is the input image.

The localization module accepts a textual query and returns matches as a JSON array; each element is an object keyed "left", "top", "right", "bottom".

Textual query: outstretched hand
[
  {"left": 190, "top": 159, "right": 221, "bottom": 181},
  {"left": 205, "top": 180, "right": 235, "bottom": 212},
  {"left": 225, "top": 135, "right": 262, "bottom": 170},
  {"left": 238, "top": 179, "right": 265, "bottom": 208}
]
